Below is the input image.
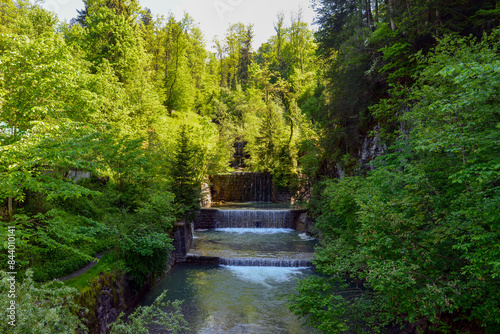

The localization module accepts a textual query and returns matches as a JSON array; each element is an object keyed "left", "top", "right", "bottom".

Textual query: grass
[{"left": 63, "top": 250, "right": 123, "bottom": 291}]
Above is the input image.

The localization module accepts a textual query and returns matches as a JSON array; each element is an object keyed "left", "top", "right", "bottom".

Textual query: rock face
[
  {"left": 333, "top": 125, "right": 387, "bottom": 178},
  {"left": 232, "top": 141, "right": 249, "bottom": 168},
  {"left": 296, "top": 212, "right": 314, "bottom": 233},
  {"left": 357, "top": 124, "right": 386, "bottom": 170},
  {"left": 200, "top": 181, "right": 212, "bottom": 208},
  {"left": 96, "top": 286, "right": 119, "bottom": 334},
  {"left": 78, "top": 273, "right": 128, "bottom": 334}
]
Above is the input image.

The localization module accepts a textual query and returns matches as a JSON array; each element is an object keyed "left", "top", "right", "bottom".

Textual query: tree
[
  {"left": 0, "top": 22, "right": 92, "bottom": 136},
  {"left": 170, "top": 124, "right": 202, "bottom": 221},
  {"left": 274, "top": 12, "right": 286, "bottom": 60},
  {"left": 213, "top": 23, "right": 254, "bottom": 89},
  {"left": 237, "top": 25, "right": 254, "bottom": 87},
  {"left": 291, "top": 29, "right": 500, "bottom": 333}
]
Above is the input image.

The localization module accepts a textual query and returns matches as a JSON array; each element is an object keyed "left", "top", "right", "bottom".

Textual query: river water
[
  {"left": 140, "top": 204, "right": 317, "bottom": 333},
  {"left": 140, "top": 264, "right": 315, "bottom": 333}
]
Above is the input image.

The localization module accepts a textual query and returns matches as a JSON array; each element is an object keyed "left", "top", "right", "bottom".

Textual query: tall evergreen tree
[
  {"left": 170, "top": 124, "right": 201, "bottom": 221},
  {"left": 237, "top": 25, "right": 254, "bottom": 88}
]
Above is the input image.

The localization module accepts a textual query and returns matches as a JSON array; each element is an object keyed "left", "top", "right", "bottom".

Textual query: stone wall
[
  {"left": 192, "top": 209, "right": 219, "bottom": 229},
  {"left": 77, "top": 221, "right": 193, "bottom": 334},
  {"left": 171, "top": 221, "right": 193, "bottom": 262}
]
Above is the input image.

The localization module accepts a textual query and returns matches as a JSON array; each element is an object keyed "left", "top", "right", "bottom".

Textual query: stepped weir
[
  {"left": 194, "top": 207, "right": 306, "bottom": 229},
  {"left": 219, "top": 257, "right": 312, "bottom": 267},
  {"left": 188, "top": 172, "right": 314, "bottom": 268},
  {"left": 215, "top": 209, "right": 292, "bottom": 228},
  {"left": 142, "top": 172, "right": 316, "bottom": 333}
]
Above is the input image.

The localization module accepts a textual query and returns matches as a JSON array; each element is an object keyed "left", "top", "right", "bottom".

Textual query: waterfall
[
  {"left": 220, "top": 257, "right": 311, "bottom": 267},
  {"left": 210, "top": 172, "right": 273, "bottom": 202},
  {"left": 144, "top": 171, "right": 315, "bottom": 334},
  {"left": 189, "top": 172, "right": 313, "bottom": 272},
  {"left": 215, "top": 210, "right": 292, "bottom": 228},
  {"left": 242, "top": 172, "right": 272, "bottom": 202}
]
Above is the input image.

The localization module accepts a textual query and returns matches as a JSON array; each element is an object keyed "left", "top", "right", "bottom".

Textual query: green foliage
[
  {"left": 307, "top": 0, "right": 500, "bottom": 179},
  {"left": 109, "top": 291, "right": 188, "bottom": 334},
  {"left": 120, "top": 231, "right": 173, "bottom": 287},
  {"left": 1, "top": 208, "right": 112, "bottom": 281},
  {"left": 407, "top": 32, "right": 500, "bottom": 187},
  {"left": 0, "top": 121, "right": 101, "bottom": 203},
  {"left": 0, "top": 2, "right": 233, "bottom": 332},
  {"left": 292, "top": 29, "right": 500, "bottom": 333},
  {"left": 245, "top": 99, "right": 298, "bottom": 188},
  {"left": 99, "top": 133, "right": 153, "bottom": 209},
  {"left": 0, "top": 270, "right": 85, "bottom": 333},
  {"left": 290, "top": 275, "right": 386, "bottom": 334},
  {"left": 290, "top": 276, "right": 350, "bottom": 333},
  {"left": 247, "top": 100, "right": 288, "bottom": 170},
  {"left": 81, "top": 3, "right": 143, "bottom": 83},
  {"left": 134, "top": 191, "right": 176, "bottom": 231},
  {"left": 170, "top": 124, "right": 202, "bottom": 221}
]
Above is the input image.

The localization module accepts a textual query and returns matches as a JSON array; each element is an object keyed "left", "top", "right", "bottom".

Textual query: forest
[{"left": 0, "top": 0, "right": 499, "bottom": 333}]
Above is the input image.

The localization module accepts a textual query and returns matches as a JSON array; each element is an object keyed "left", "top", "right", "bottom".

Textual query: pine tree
[
  {"left": 170, "top": 124, "right": 201, "bottom": 221},
  {"left": 237, "top": 25, "right": 254, "bottom": 88}
]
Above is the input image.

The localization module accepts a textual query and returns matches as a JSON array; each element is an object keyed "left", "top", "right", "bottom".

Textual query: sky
[{"left": 42, "top": 0, "right": 318, "bottom": 51}]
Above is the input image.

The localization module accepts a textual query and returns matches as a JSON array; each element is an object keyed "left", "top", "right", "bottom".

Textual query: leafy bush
[
  {"left": 0, "top": 270, "right": 84, "bottom": 333},
  {"left": 120, "top": 231, "right": 173, "bottom": 287},
  {"left": 109, "top": 291, "right": 188, "bottom": 334},
  {"left": 291, "top": 30, "right": 500, "bottom": 333},
  {"left": 1, "top": 210, "right": 113, "bottom": 281}
]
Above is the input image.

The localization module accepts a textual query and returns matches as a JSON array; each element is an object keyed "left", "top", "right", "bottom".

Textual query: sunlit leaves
[
  {"left": 0, "top": 33, "right": 86, "bottom": 132},
  {"left": 0, "top": 121, "right": 101, "bottom": 202},
  {"left": 407, "top": 32, "right": 500, "bottom": 187}
]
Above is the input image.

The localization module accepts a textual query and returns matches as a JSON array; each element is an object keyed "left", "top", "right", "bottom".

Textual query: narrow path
[{"left": 58, "top": 252, "right": 105, "bottom": 281}]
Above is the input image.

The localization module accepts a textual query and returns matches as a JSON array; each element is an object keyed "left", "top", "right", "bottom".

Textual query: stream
[{"left": 140, "top": 202, "right": 317, "bottom": 333}]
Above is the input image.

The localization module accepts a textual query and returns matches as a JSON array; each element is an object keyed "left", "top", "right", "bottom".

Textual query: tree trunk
[
  {"left": 8, "top": 196, "right": 13, "bottom": 221},
  {"left": 358, "top": 0, "right": 364, "bottom": 25},
  {"left": 366, "top": 0, "right": 373, "bottom": 28},
  {"left": 387, "top": 0, "right": 397, "bottom": 30}
]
